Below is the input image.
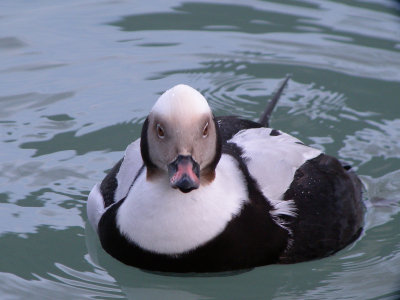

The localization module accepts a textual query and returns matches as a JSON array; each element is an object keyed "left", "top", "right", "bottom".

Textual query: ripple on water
[
  {"left": 0, "top": 92, "right": 75, "bottom": 118},
  {"left": 0, "top": 37, "right": 27, "bottom": 49},
  {"left": 362, "top": 169, "right": 400, "bottom": 228},
  {"left": 0, "top": 266, "right": 124, "bottom": 299},
  {"left": 340, "top": 119, "right": 400, "bottom": 166},
  {"left": 0, "top": 0, "right": 399, "bottom": 299},
  {"left": 201, "top": 73, "right": 267, "bottom": 119}
]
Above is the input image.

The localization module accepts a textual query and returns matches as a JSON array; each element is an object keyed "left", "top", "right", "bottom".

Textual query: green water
[{"left": 1, "top": 0, "right": 400, "bottom": 299}]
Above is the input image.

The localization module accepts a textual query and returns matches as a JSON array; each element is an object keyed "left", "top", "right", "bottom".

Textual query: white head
[{"left": 140, "top": 84, "right": 221, "bottom": 192}]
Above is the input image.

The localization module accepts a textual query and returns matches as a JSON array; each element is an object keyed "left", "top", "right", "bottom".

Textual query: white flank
[
  {"left": 115, "top": 139, "right": 143, "bottom": 202},
  {"left": 117, "top": 154, "right": 248, "bottom": 255},
  {"left": 87, "top": 183, "right": 105, "bottom": 231},
  {"left": 87, "top": 139, "right": 144, "bottom": 231},
  {"left": 229, "top": 128, "right": 322, "bottom": 217}
]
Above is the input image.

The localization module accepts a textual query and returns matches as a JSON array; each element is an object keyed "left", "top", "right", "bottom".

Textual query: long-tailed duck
[{"left": 87, "top": 78, "right": 364, "bottom": 273}]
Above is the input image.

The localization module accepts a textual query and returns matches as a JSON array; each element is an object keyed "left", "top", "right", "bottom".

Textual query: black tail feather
[{"left": 258, "top": 74, "right": 291, "bottom": 127}]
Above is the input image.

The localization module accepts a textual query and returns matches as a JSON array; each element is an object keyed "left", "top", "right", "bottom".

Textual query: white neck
[{"left": 116, "top": 154, "right": 248, "bottom": 255}]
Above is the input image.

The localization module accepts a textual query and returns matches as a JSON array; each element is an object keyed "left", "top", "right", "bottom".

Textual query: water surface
[{"left": 1, "top": 0, "right": 400, "bottom": 299}]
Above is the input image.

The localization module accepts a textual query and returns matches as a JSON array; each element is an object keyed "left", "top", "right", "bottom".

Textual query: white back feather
[
  {"left": 87, "top": 183, "right": 105, "bottom": 231},
  {"left": 229, "top": 128, "right": 322, "bottom": 217}
]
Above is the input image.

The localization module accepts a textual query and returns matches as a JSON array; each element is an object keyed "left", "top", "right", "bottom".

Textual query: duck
[{"left": 87, "top": 77, "right": 365, "bottom": 273}]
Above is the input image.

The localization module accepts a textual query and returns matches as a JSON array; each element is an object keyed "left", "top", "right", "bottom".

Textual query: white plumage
[
  {"left": 117, "top": 154, "right": 247, "bottom": 254},
  {"left": 229, "top": 127, "right": 321, "bottom": 217}
]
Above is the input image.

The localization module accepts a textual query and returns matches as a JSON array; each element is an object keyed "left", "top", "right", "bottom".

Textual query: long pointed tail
[{"left": 258, "top": 74, "right": 291, "bottom": 127}]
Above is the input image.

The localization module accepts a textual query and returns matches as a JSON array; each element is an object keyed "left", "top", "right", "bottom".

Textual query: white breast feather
[
  {"left": 116, "top": 154, "right": 248, "bottom": 255},
  {"left": 229, "top": 128, "right": 322, "bottom": 217}
]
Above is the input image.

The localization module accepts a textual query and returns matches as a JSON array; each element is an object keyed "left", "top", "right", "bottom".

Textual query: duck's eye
[
  {"left": 156, "top": 124, "right": 165, "bottom": 139},
  {"left": 202, "top": 122, "right": 209, "bottom": 138}
]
